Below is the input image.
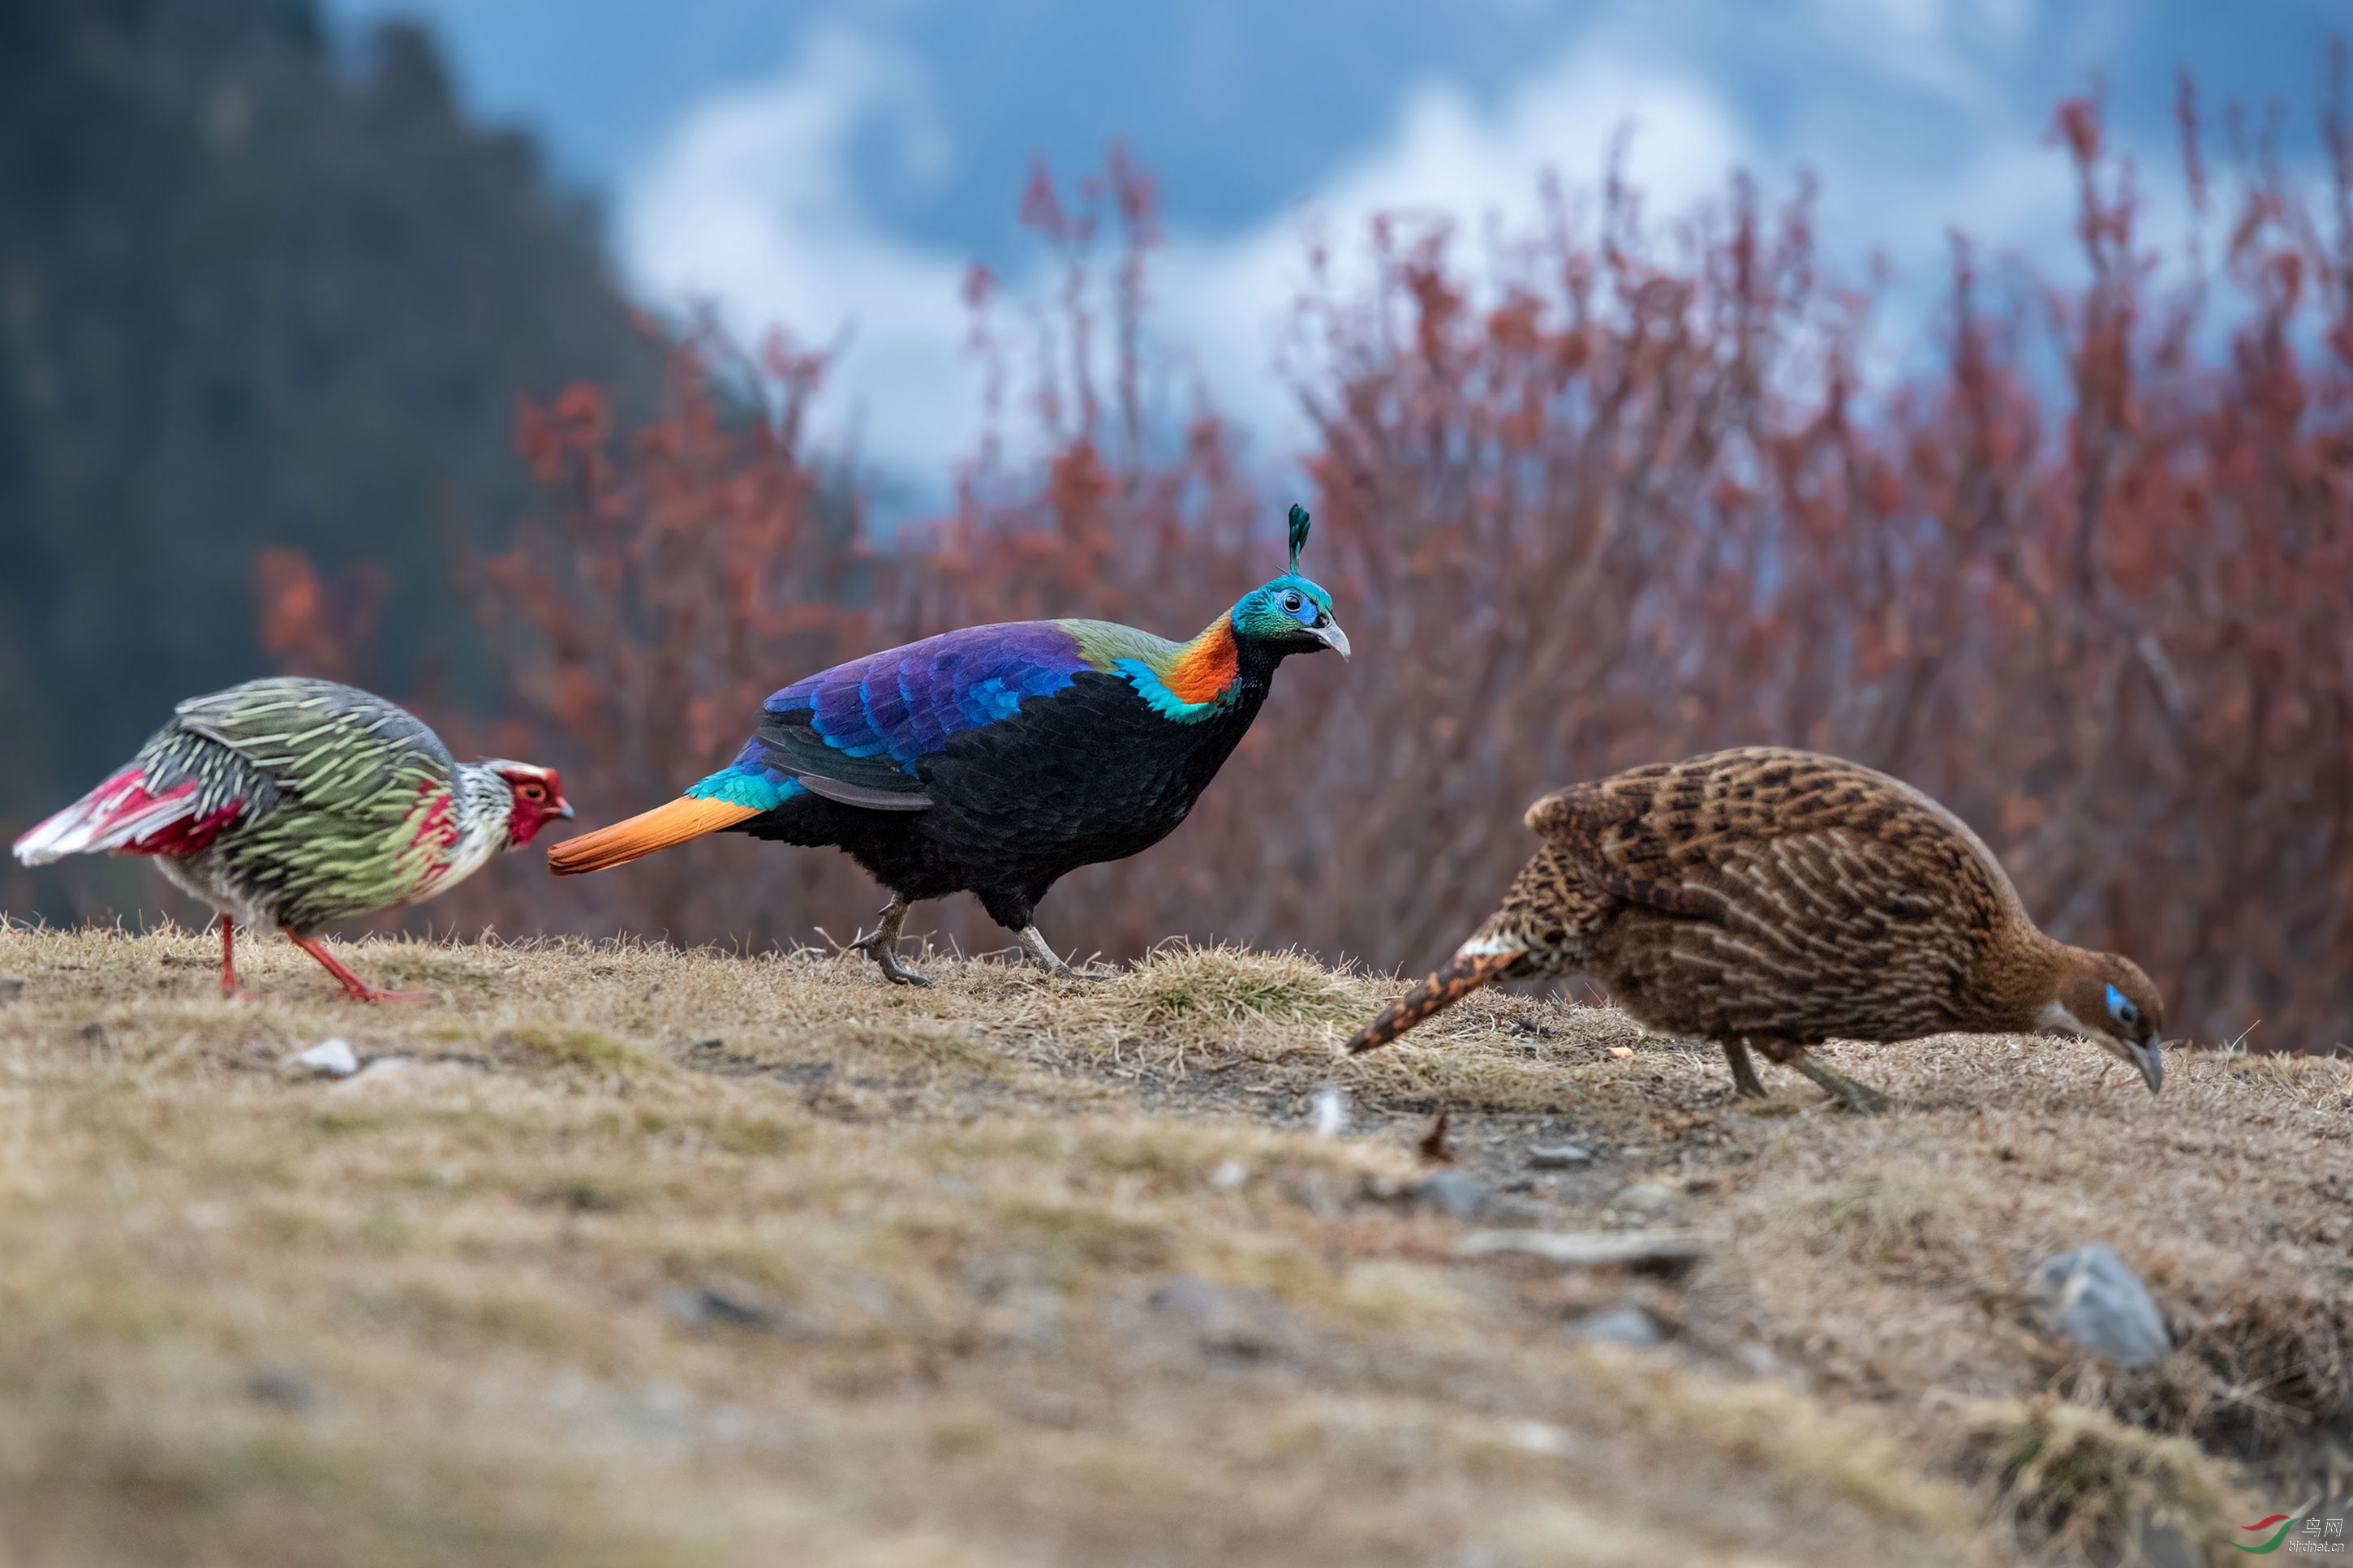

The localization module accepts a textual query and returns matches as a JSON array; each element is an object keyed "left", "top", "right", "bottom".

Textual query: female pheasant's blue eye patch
[{"left": 2105, "top": 982, "right": 2140, "bottom": 1029}]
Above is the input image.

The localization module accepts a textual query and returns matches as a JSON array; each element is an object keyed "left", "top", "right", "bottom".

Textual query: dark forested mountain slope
[{"left": 0, "top": 0, "right": 657, "bottom": 913}]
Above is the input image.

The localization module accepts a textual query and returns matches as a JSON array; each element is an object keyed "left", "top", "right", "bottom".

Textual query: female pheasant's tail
[
  {"left": 1345, "top": 945, "right": 1528, "bottom": 1055},
  {"left": 547, "top": 797, "right": 760, "bottom": 875}
]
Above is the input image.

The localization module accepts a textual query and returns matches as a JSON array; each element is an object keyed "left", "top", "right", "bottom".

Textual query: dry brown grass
[{"left": 1, "top": 923, "right": 2346, "bottom": 1566}]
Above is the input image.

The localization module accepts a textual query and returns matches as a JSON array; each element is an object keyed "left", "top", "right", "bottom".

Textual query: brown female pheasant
[{"left": 1345, "top": 747, "right": 2166, "bottom": 1110}]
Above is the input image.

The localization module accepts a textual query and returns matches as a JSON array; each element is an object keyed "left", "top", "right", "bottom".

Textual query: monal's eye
[{"left": 1281, "top": 591, "right": 1303, "bottom": 613}]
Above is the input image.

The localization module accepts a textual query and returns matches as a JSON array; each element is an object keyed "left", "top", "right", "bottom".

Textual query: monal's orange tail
[{"left": 547, "top": 797, "right": 760, "bottom": 875}]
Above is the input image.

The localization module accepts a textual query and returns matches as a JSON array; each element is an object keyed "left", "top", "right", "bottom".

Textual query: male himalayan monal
[
  {"left": 12, "top": 678, "right": 573, "bottom": 999},
  {"left": 550, "top": 505, "right": 1349, "bottom": 983}
]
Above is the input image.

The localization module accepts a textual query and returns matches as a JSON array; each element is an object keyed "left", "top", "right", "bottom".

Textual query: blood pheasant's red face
[{"left": 499, "top": 767, "right": 573, "bottom": 847}]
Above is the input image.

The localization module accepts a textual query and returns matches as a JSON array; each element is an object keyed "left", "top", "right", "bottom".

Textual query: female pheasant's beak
[
  {"left": 1311, "top": 616, "right": 1352, "bottom": 659},
  {"left": 2108, "top": 1033, "right": 2164, "bottom": 1094},
  {"left": 2053, "top": 1012, "right": 2163, "bottom": 1094},
  {"left": 1347, "top": 943, "right": 1524, "bottom": 1054}
]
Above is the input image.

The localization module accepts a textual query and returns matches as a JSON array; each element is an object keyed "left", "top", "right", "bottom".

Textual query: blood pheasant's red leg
[
  {"left": 218, "top": 915, "right": 247, "bottom": 999},
  {"left": 284, "top": 929, "right": 429, "bottom": 1003}
]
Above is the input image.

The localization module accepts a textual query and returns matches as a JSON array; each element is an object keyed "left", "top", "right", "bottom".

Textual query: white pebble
[
  {"left": 1310, "top": 1085, "right": 1348, "bottom": 1139},
  {"left": 290, "top": 1038, "right": 359, "bottom": 1076}
]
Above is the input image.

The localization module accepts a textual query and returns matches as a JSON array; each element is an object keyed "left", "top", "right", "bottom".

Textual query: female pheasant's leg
[
  {"left": 1721, "top": 1038, "right": 1769, "bottom": 1098},
  {"left": 217, "top": 916, "right": 247, "bottom": 999},
  {"left": 850, "top": 896, "right": 931, "bottom": 987},
  {"left": 1787, "top": 1050, "right": 1891, "bottom": 1115},
  {"left": 283, "top": 929, "right": 429, "bottom": 1003}
]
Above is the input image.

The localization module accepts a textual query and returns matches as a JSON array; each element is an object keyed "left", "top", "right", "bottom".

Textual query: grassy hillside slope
[{"left": 1, "top": 926, "right": 2347, "bottom": 1566}]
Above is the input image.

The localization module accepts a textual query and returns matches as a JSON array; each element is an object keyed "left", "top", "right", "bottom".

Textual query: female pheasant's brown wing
[{"left": 1526, "top": 749, "right": 2023, "bottom": 1042}]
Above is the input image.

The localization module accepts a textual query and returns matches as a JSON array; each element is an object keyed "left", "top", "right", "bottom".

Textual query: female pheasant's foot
[
  {"left": 1722, "top": 1038, "right": 1770, "bottom": 1099},
  {"left": 851, "top": 897, "right": 931, "bottom": 987},
  {"left": 284, "top": 930, "right": 432, "bottom": 1004},
  {"left": 1017, "top": 926, "right": 1111, "bottom": 981},
  {"left": 1790, "top": 1052, "right": 1891, "bottom": 1115}
]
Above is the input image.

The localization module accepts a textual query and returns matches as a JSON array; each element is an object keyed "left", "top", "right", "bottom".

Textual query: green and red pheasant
[{"left": 11, "top": 677, "right": 572, "bottom": 999}]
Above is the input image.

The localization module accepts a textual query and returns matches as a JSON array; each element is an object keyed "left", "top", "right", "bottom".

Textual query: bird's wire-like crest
[{"left": 1287, "top": 503, "right": 1312, "bottom": 574}]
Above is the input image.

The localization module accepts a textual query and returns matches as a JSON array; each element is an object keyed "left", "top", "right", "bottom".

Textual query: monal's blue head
[{"left": 1229, "top": 505, "right": 1349, "bottom": 659}]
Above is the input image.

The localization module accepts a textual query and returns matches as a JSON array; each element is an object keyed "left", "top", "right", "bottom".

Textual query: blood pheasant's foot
[
  {"left": 1016, "top": 926, "right": 1112, "bottom": 981},
  {"left": 1790, "top": 1052, "right": 1891, "bottom": 1115},
  {"left": 851, "top": 897, "right": 932, "bottom": 987},
  {"left": 217, "top": 917, "right": 252, "bottom": 999},
  {"left": 284, "top": 929, "right": 433, "bottom": 1004}
]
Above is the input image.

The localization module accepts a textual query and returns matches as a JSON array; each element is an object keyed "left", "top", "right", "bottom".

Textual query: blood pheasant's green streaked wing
[
  {"left": 170, "top": 679, "right": 467, "bottom": 928},
  {"left": 171, "top": 679, "right": 454, "bottom": 819}
]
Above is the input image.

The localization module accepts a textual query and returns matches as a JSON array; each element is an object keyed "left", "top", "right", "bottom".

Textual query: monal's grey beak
[{"left": 1314, "top": 619, "right": 1352, "bottom": 659}]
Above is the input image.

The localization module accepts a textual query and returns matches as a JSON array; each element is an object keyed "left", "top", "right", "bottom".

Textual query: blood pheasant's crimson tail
[
  {"left": 11, "top": 767, "right": 236, "bottom": 866},
  {"left": 546, "top": 797, "right": 760, "bottom": 875},
  {"left": 1345, "top": 946, "right": 1527, "bottom": 1055}
]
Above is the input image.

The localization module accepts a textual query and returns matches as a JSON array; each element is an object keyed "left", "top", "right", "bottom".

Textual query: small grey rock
[
  {"left": 0, "top": 977, "right": 23, "bottom": 1006},
  {"left": 1566, "top": 1307, "right": 1663, "bottom": 1347},
  {"left": 983, "top": 1283, "right": 1067, "bottom": 1351},
  {"left": 1412, "top": 1170, "right": 1499, "bottom": 1218},
  {"left": 1528, "top": 1143, "right": 1592, "bottom": 1168},
  {"left": 290, "top": 1037, "right": 359, "bottom": 1076},
  {"left": 245, "top": 1365, "right": 316, "bottom": 1410},
  {"left": 1615, "top": 1182, "right": 1680, "bottom": 1216},
  {"left": 665, "top": 1281, "right": 784, "bottom": 1332},
  {"left": 2030, "top": 1244, "right": 2170, "bottom": 1368},
  {"left": 1125, "top": 1274, "right": 1304, "bottom": 1364},
  {"left": 1456, "top": 1229, "right": 1705, "bottom": 1272}
]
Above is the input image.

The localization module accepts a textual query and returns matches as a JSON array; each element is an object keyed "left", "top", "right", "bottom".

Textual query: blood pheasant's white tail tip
[{"left": 14, "top": 804, "right": 97, "bottom": 866}]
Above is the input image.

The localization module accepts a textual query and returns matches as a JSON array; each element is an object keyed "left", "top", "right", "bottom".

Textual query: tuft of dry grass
[
  {"left": 2, "top": 924, "right": 2347, "bottom": 1566},
  {"left": 1937, "top": 1394, "right": 2249, "bottom": 1563}
]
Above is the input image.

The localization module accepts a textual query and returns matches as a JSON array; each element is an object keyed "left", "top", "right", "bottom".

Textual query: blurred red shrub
[
  {"left": 290, "top": 88, "right": 2352, "bottom": 1048},
  {"left": 255, "top": 549, "right": 386, "bottom": 684}
]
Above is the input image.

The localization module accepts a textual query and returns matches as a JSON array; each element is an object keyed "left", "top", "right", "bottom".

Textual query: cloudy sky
[{"left": 328, "top": 0, "right": 2338, "bottom": 481}]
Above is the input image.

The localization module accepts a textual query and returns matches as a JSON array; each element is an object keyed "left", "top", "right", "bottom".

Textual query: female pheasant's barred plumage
[
  {"left": 550, "top": 505, "right": 1349, "bottom": 983},
  {"left": 11, "top": 678, "right": 571, "bottom": 1000},
  {"left": 1347, "top": 747, "right": 2167, "bottom": 1110}
]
